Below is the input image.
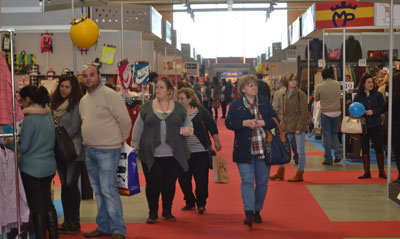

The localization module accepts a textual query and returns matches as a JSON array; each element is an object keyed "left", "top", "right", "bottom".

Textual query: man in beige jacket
[
  {"left": 314, "top": 68, "right": 342, "bottom": 165},
  {"left": 79, "top": 65, "right": 131, "bottom": 239}
]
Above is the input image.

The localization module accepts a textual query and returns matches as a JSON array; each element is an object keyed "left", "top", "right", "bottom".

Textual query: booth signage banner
[
  {"left": 184, "top": 62, "right": 199, "bottom": 77},
  {"left": 375, "top": 3, "right": 400, "bottom": 27},
  {"left": 158, "top": 56, "right": 182, "bottom": 75},
  {"left": 316, "top": 1, "right": 374, "bottom": 29},
  {"left": 134, "top": 64, "right": 150, "bottom": 84}
]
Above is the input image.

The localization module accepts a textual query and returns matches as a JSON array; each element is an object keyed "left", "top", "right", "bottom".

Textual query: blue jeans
[
  {"left": 85, "top": 148, "right": 126, "bottom": 235},
  {"left": 321, "top": 114, "right": 342, "bottom": 163},
  {"left": 287, "top": 132, "right": 306, "bottom": 171},
  {"left": 237, "top": 156, "right": 271, "bottom": 212}
]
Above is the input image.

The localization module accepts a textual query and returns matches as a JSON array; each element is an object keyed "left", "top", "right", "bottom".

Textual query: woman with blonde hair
[
  {"left": 225, "top": 74, "right": 278, "bottom": 228},
  {"left": 176, "top": 88, "right": 222, "bottom": 214}
]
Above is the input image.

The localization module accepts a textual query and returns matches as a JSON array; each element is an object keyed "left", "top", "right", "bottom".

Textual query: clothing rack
[{"left": 0, "top": 28, "right": 21, "bottom": 237}]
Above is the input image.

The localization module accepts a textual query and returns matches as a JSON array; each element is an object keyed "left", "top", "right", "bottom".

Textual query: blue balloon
[{"left": 349, "top": 102, "right": 365, "bottom": 117}]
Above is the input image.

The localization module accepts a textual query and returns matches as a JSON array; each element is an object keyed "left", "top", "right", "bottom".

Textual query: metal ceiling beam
[
  {"left": 109, "top": 0, "right": 326, "bottom": 5},
  {"left": 158, "top": 7, "right": 307, "bottom": 12}
]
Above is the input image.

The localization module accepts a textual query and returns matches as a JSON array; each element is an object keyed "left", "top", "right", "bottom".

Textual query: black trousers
[
  {"left": 142, "top": 157, "right": 180, "bottom": 216},
  {"left": 57, "top": 159, "right": 83, "bottom": 223},
  {"left": 212, "top": 107, "right": 219, "bottom": 119},
  {"left": 178, "top": 152, "right": 210, "bottom": 207},
  {"left": 361, "top": 125, "right": 384, "bottom": 155},
  {"left": 21, "top": 172, "right": 55, "bottom": 215},
  {"left": 221, "top": 101, "right": 228, "bottom": 118}
]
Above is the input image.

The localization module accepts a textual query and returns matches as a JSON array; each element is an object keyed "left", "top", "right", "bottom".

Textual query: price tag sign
[
  {"left": 359, "top": 59, "right": 367, "bottom": 67},
  {"left": 343, "top": 82, "right": 354, "bottom": 91},
  {"left": 318, "top": 59, "right": 326, "bottom": 68}
]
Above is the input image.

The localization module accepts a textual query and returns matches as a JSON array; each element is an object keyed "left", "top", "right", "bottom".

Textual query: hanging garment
[
  {"left": 305, "top": 38, "right": 328, "bottom": 60},
  {"left": 0, "top": 147, "right": 30, "bottom": 234},
  {"left": 0, "top": 54, "right": 24, "bottom": 125},
  {"left": 341, "top": 35, "right": 362, "bottom": 62}
]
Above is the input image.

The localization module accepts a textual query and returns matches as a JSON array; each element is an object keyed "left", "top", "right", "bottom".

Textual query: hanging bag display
[
  {"left": 117, "top": 143, "right": 141, "bottom": 196},
  {"left": 264, "top": 117, "right": 291, "bottom": 165},
  {"left": 55, "top": 126, "right": 78, "bottom": 163},
  {"left": 212, "top": 154, "right": 229, "bottom": 183}
]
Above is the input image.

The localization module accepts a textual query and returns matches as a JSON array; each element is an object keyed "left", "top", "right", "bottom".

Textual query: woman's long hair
[
  {"left": 51, "top": 74, "right": 83, "bottom": 111},
  {"left": 357, "top": 72, "right": 373, "bottom": 95}
]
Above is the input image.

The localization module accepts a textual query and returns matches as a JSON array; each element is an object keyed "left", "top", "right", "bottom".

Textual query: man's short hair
[
  {"left": 149, "top": 72, "right": 158, "bottom": 82},
  {"left": 321, "top": 68, "right": 333, "bottom": 80}
]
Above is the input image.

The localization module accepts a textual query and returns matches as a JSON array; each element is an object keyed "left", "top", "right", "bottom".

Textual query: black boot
[
  {"left": 376, "top": 153, "right": 387, "bottom": 179},
  {"left": 244, "top": 211, "right": 254, "bottom": 228},
  {"left": 358, "top": 154, "right": 371, "bottom": 179},
  {"left": 254, "top": 211, "right": 262, "bottom": 223},
  {"left": 46, "top": 209, "right": 59, "bottom": 239},
  {"left": 32, "top": 213, "right": 46, "bottom": 239}
]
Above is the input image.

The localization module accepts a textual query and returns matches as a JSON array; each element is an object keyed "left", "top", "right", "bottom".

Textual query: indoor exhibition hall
[{"left": 1, "top": 0, "right": 400, "bottom": 239}]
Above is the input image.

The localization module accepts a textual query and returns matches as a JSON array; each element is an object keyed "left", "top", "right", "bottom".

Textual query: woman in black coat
[
  {"left": 225, "top": 74, "right": 277, "bottom": 228},
  {"left": 176, "top": 88, "right": 222, "bottom": 213},
  {"left": 353, "top": 72, "right": 386, "bottom": 179}
]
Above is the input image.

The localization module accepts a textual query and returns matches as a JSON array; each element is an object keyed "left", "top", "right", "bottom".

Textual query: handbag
[
  {"left": 117, "top": 143, "right": 141, "bottom": 196},
  {"left": 55, "top": 126, "right": 78, "bottom": 163},
  {"left": 341, "top": 116, "right": 365, "bottom": 134},
  {"left": 212, "top": 155, "right": 229, "bottom": 183},
  {"left": 264, "top": 117, "right": 291, "bottom": 165},
  {"left": 211, "top": 100, "right": 220, "bottom": 108}
]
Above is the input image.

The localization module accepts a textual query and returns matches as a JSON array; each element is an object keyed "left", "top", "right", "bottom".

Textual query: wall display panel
[
  {"left": 324, "top": 33, "right": 400, "bottom": 61},
  {"left": 151, "top": 7, "right": 162, "bottom": 39},
  {"left": 375, "top": 3, "right": 400, "bottom": 27},
  {"left": 158, "top": 55, "right": 182, "bottom": 75},
  {"left": 290, "top": 17, "right": 301, "bottom": 45},
  {"left": 163, "top": 20, "right": 172, "bottom": 45},
  {"left": 316, "top": 1, "right": 374, "bottom": 29},
  {"left": 302, "top": 4, "right": 315, "bottom": 37},
  {"left": 181, "top": 43, "right": 191, "bottom": 57}
]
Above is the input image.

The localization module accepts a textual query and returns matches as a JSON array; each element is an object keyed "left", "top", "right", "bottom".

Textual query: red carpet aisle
[{"left": 59, "top": 118, "right": 400, "bottom": 239}]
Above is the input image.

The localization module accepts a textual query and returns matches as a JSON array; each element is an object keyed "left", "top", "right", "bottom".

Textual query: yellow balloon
[{"left": 70, "top": 18, "right": 99, "bottom": 48}]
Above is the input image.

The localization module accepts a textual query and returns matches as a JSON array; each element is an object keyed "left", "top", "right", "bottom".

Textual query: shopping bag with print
[
  {"left": 212, "top": 155, "right": 229, "bottom": 183},
  {"left": 117, "top": 143, "right": 140, "bottom": 196}
]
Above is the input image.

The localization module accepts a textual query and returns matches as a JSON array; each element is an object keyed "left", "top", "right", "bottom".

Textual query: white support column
[
  {"left": 120, "top": 3, "right": 124, "bottom": 60},
  {"left": 71, "top": 0, "right": 77, "bottom": 74},
  {"left": 387, "top": 0, "right": 394, "bottom": 192},
  {"left": 307, "top": 38, "right": 310, "bottom": 104},
  {"left": 322, "top": 29, "right": 325, "bottom": 60},
  {"left": 342, "top": 28, "right": 346, "bottom": 162}
]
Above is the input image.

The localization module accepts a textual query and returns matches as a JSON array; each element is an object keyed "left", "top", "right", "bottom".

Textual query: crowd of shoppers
[{"left": 6, "top": 65, "right": 400, "bottom": 239}]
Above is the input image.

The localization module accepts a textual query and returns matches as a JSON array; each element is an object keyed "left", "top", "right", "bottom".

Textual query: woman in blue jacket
[
  {"left": 17, "top": 85, "right": 57, "bottom": 239},
  {"left": 354, "top": 72, "right": 386, "bottom": 179},
  {"left": 225, "top": 74, "right": 277, "bottom": 228}
]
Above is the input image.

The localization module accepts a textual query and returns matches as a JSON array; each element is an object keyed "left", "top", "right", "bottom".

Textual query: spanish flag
[{"left": 316, "top": 1, "right": 374, "bottom": 29}]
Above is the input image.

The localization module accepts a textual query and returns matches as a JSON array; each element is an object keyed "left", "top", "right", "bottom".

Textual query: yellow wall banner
[
  {"left": 100, "top": 45, "right": 116, "bottom": 65},
  {"left": 316, "top": 1, "right": 374, "bottom": 29}
]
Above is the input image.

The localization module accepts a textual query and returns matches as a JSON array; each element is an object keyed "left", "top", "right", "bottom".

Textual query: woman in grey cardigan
[
  {"left": 132, "top": 77, "right": 192, "bottom": 224},
  {"left": 51, "top": 74, "right": 83, "bottom": 234}
]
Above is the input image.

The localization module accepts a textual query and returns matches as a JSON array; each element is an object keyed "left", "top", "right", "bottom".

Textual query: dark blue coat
[
  {"left": 225, "top": 96, "right": 278, "bottom": 164},
  {"left": 354, "top": 89, "right": 384, "bottom": 128}
]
